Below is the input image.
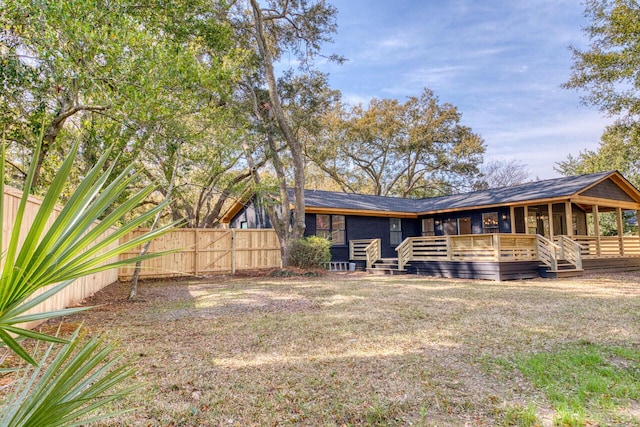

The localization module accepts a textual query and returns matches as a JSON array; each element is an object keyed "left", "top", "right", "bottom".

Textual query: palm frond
[{"left": 0, "top": 327, "right": 137, "bottom": 427}]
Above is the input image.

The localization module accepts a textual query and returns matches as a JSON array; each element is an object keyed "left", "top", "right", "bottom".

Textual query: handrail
[
  {"left": 536, "top": 235, "right": 560, "bottom": 270},
  {"left": 555, "top": 235, "right": 583, "bottom": 270},
  {"left": 349, "top": 238, "right": 375, "bottom": 260},
  {"left": 396, "top": 238, "right": 413, "bottom": 270},
  {"left": 364, "top": 238, "right": 381, "bottom": 269}
]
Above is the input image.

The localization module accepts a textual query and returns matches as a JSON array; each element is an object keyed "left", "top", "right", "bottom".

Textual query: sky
[{"left": 314, "top": 0, "right": 613, "bottom": 179}]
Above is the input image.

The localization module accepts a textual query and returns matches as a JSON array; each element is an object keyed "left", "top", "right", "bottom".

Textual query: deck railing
[
  {"left": 395, "top": 234, "right": 539, "bottom": 270},
  {"left": 536, "top": 235, "right": 559, "bottom": 271},
  {"left": 354, "top": 233, "right": 637, "bottom": 272},
  {"left": 571, "top": 235, "right": 640, "bottom": 258},
  {"left": 349, "top": 239, "right": 373, "bottom": 260}
]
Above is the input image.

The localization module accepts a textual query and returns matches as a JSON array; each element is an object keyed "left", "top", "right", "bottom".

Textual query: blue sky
[{"left": 315, "top": 0, "right": 612, "bottom": 179}]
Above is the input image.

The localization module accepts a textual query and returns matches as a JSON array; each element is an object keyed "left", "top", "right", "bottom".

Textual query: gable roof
[
  {"left": 301, "top": 171, "right": 640, "bottom": 216},
  {"left": 302, "top": 189, "right": 421, "bottom": 213},
  {"left": 415, "top": 170, "right": 617, "bottom": 213},
  {"left": 222, "top": 170, "right": 640, "bottom": 223}
]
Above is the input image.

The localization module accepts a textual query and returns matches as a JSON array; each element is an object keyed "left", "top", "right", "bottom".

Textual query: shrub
[{"left": 288, "top": 236, "right": 332, "bottom": 269}]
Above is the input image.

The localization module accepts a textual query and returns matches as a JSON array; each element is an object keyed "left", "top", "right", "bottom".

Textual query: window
[
  {"left": 482, "top": 212, "right": 499, "bottom": 233},
  {"left": 316, "top": 214, "right": 331, "bottom": 239},
  {"left": 390, "top": 218, "right": 402, "bottom": 246},
  {"left": 331, "top": 215, "right": 346, "bottom": 245},
  {"left": 443, "top": 219, "right": 458, "bottom": 235},
  {"left": 316, "top": 214, "right": 345, "bottom": 245},
  {"left": 240, "top": 221, "right": 248, "bottom": 229},
  {"left": 422, "top": 218, "right": 435, "bottom": 236}
]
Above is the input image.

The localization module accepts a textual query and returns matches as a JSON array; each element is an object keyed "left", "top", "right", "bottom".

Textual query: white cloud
[{"left": 341, "top": 92, "right": 373, "bottom": 107}]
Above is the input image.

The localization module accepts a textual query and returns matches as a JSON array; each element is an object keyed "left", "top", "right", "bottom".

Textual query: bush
[{"left": 288, "top": 236, "right": 332, "bottom": 269}]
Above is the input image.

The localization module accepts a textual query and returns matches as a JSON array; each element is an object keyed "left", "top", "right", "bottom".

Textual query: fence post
[
  {"left": 231, "top": 229, "right": 236, "bottom": 274},
  {"left": 194, "top": 228, "right": 199, "bottom": 276},
  {"left": 493, "top": 234, "right": 500, "bottom": 261}
]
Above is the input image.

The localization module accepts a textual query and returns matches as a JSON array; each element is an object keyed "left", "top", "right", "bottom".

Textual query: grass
[
  {"left": 26, "top": 271, "right": 640, "bottom": 426},
  {"left": 516, "top": 342, "right": 640, "bottom": 426}
]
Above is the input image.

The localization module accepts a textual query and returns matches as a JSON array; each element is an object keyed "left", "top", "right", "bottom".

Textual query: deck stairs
[
  {"left": 538, "top": 259, "right": 584, "bottom": 279},
  {"left": 366, "top": 258, "right": 406, "bottom": 275}
]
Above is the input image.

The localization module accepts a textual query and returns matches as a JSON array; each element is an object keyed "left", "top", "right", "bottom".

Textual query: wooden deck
[{"left": 349, "top": 234, "right": 640, "bottom": 280}]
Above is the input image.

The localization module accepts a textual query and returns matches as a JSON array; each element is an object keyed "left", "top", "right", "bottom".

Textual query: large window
[
  {"left": 390, "top": 218, "right": 403, "bottom": 246},
  {"left": 482, "top": 212, "right": 499, "bottom": 233},
  {"left": 316, "top": 214, "right": 345, "bottom": 245}
]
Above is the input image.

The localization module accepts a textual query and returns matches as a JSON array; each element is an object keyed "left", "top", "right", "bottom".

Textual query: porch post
[
  {"left": 510, "top": 206, "right": 516, "bottom": 233},
  {"left": 565, "top": 201, "right": 573, "bottom": 237},
  {"left": 617, "top": 207, "right": 625, "bottom": 256},
  {"left": 593, "top": 205, "right": 601, "bottom": 257},
  {"left": 524, "top": 206, "right": 529, "bottom": 234},
  {"left": 548, "top": 202, "right": 555, "bottom": 241},
  {"left": 493, "top": 233, "right": 501, "bottom": 261}
]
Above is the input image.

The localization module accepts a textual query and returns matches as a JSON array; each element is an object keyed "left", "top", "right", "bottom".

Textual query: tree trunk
[
  {"left": 128, "top": 145, "right": 180, "bottom": 300},
  {"left": 249, "top": 0, "right": 306, "bottom": 266},
  {"left": 31, "top": 86, "right": 109, "bottom": 190}
]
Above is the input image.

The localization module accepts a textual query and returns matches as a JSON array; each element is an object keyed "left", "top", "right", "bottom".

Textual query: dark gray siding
[
  {"left": 229, "top": 201, "right": 271, "bottom": 229},
  {"left": 304, "top": 213, "right": 420, "bottom": 261}
]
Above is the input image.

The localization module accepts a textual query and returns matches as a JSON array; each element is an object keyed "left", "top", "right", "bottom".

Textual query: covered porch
[{"left": 507, "top": 197, "right": 640, "bottom": 259}]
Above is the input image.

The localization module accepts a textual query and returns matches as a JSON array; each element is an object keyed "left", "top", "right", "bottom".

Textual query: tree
[
  {"left": 306, "top": 88, "right": 485, "bottom": 197},
  {"left": 555, "top": 124, "right": 640, "bottom": 235},
  {"left": 564, "top": 0, "right": 640, "bottom": 121},
  {"left": 561, "top": 0, "right": 640, "bottom": 188},
  {"left": 1, "top": 0, "right": 244, "bottom": 208},
  {"left": 473, "top": 158, "right": 531, "bottom": 190},
  {"left": 555, "top": 123, "right": 640, "bottom": 187},
  {"left": 230, "top": 0, "right": 341, "bottom": 265}
]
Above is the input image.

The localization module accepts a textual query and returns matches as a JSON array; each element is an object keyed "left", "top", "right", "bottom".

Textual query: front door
[{"left": 458, "top": 217, "right": 472, "bottom": 235}]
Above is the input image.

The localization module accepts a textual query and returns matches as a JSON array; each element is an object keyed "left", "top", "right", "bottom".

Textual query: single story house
[{"left": 222, "top": 171, "right": 640, "bottom": 280}]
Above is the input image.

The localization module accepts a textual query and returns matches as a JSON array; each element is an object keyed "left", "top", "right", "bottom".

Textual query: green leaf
[{"left": 0, "top": 327, "right": 137, "bottom": 427}]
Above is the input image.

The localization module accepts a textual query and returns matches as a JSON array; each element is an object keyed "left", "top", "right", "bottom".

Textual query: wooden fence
[
  {"left": 118, "top": 228, "right": 282, "bottom": 280},
  {"left": 2, "top": 186, "right": 283, "bottom": 330},
  {"left": 2, "top": 186, "right": 119, "bottom": 328}
]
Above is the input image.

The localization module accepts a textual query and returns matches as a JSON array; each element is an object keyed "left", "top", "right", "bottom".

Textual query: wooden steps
[
  {"left": 538, "top": 260, "right": 583, "bottom": 278},
  {"left": 366, "top": 258, "right": 407, "bottom": 275}
]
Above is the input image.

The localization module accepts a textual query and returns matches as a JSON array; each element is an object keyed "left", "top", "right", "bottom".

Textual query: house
[{"left": 222, "top": 171, "right": 640, "bottom": 280}]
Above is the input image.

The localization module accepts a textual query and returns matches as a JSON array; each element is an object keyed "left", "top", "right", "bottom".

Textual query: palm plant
[{"left": 0, "top": 134, "right": 176, "bottom": 425}]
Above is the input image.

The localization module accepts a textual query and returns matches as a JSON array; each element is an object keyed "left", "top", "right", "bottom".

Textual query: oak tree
[{"left": 307, "top": 88, "right": 485, "bottom": 197}]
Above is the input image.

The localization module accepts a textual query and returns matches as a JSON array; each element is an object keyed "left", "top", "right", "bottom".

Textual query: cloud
[
  {"left": 341, "top": 93, "right": 373, "bottom": 107},
  {"left": 318, "top": 0, "right": 605, "bottom": 179},
  {"left": 481, "top": 111, "right": 614, "bottom": 178}
]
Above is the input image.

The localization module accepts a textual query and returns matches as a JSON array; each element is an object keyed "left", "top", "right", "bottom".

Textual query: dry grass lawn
[{"left": 39, "top": 271, "right": 640, "bottom": 426}]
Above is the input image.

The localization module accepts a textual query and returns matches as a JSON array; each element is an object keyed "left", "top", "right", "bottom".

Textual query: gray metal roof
[
  {"left": 302, "top": 189, "right": 422, "bottom": 212},
  {"left": 415, "top": 170, "right": 615, "bottom": 212},
  {"left": 300, "top": 171, "right": 617, "bottom": 214}
]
